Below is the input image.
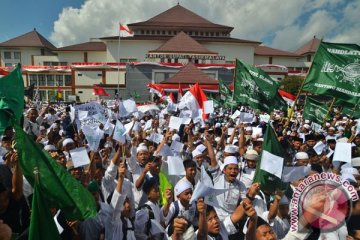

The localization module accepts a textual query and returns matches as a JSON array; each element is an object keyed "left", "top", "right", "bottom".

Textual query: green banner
[
  {"left": 303, "top": 41, "right": 360, "bottom": 105},
  {"left": 303, "top": 97, "right": 329, "bottom": 124}
]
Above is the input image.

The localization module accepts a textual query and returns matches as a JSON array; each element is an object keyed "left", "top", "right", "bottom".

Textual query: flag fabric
[
  {"left": 233, "top": 59, "right": 279, "bottom": 113},
  {"left": 178, "top": 84, "right": 184, "bottom": 100},
  {"left": 120, "top": 24, "right": 134, "bottom": 37},
  {"left": 303, "top": 97, "right": 329, "bottom": 124},
  {"left": 93, "top": 85, "right": 110, "bottom": 96},
  {"left": 253, "top": 123, "right": 285, "bottom": 193},
  {"left": 341, "top": 103, "right": 360, "bottom": 118},
  {"left": 168, "top": 92, "right": 176, "bottom": 103},
  {"left": 0, "top": 63, "right": 24, "bottom": 134},
  {"left": 29, "top": 179, "right": 61, "bottom": 240},
  {"left": 302, "top": 41, "right": 360, "bottom": 105},
  {"left": 57, "top": 86, "right": 63, "bottom": 100},
  {"left": 159, "top": 171, "right": 173, "bottom": 206},
  {"left": 148, "top": 83, "right": 165, "bottom": 98},
  {"left": 13, "top": 122, "right": 97, "bottom": 221},
  {"left": 0, "top": 68, "right": 9, "bottom": 78},
  {"left": 179, "top": 83, "right": 208, "bottom": 119},
  {"left": 219, "top": 79, "right": 232, "bottom": 101},
  {"left": 278, "top": 89, "right": 296, "bottom": 106}
]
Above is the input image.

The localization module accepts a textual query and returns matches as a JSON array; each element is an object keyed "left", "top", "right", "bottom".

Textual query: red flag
[
  {"left": 119, "top": 24, "right": 134, "bottom": 37},
  {"left": 278, "top": 90, "right": 296, "bottom": 106},
  {"left": 169, "top": 92, "right": 176, "bottom": 103},
  {"left": 147, "top": 83, "right": 165, "bottom": 97},
  {"left": 93, "top": 85, "right": 110, "bottom": 96},
  {"left": 188, "top": 83, "right": 208, "bottom": 119}
]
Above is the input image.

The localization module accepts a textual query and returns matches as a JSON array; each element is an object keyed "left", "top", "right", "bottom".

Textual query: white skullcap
[
  {"left": 224, "top": 145, "right": 238, "bottom": 154},
  {"left": 192, "top": 149, "right": 202, "bottom": 158},
  {"left": 223, "top": 156, "right": 238, "bottom": 167},
  {"left": 352, "top": 157, "right": 360, "bottom": 167},
  {"left": 303, "top": 124, "right": 310, "bottom": 130},
  {"left": 244, "top": 149, "right": 259, "bottom": 160},
  {"left": 215, "top": 123, "right": 221, "bottom": 128},
  {"left": 295, "top": 152, "right": 309, "bottom": 160},
  {"left": 342, "top": 173, "right": 356, "bottom": 183},
  {"left": 62, "top": 138, "right": 74, "bottom": 147},
  {"left": 328, "top": 127, "right": 335, "bottom": 130},
  {"left": 256, "top": 138, "right": 264, "bottom": 142},
  {"left": 196, "top": 144, "right": 206, "bottom": 153},
  {"left": 215, "top": 137, "right": 221, "bottom": 143},
  {"left": 174, "top": 180, "right": 193, "bottom": 196},
  {"left": 337, "top": 137, "right": 348, "bottom": 143},
  {"left": 44, "top": 145, "right": 57, "bottom": 151},
  {"left": 136, "top": 144, "right": 148, "bottom": 153},
  {"left": 279, "top": 196, "right": 290, "bottom": 205},
  {"left": 140, "top": 120, "right": 145, "bottom": 124},
  {"left": 326, "top": 122, "right": 331, "bottom": 127},
  {"left": 341, "top": 167, "right": 360, "bottom": 176},
  {"left": 59, "top": 130, "right": 64, "bottom": 136}
]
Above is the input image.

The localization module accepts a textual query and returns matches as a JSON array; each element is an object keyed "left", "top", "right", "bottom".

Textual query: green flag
[
  {"left": 335, "top": 99, "right": 360, "bottom": 118},
  {"left": 29, "top": 180, "right": 61, "bottom": 240},
  {"left": 233, "top": 59, "right": 280, "bottom": 112},
  {"left": 13, "top": 122, "right": 97, "bottom": 221},
  {"left": 302, "top": 41, "right": 360, "bottom": 105},
  {"left": 159, "top": 171, "right": 173, "bottom": 206},
  {"left": 254, "top": 123, "right": 285, "bottom": 193},
  {"left": 303, "top": 97, "right": 329, "bottom": 124},
  {"left": 219, "top": 79, "right": 232, "bottom": 100},
  {"left": 0, "top": 64, "right": 24, "bottom": 134}
]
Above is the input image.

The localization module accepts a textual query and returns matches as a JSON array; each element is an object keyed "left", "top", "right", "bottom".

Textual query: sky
[{"left": 0, "top": 0, "right": 359, "bottom": 52}]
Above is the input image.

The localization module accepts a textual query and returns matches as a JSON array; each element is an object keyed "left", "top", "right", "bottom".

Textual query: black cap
[{"left": 305, "top": 134, "right": 315, "bottom": 141}]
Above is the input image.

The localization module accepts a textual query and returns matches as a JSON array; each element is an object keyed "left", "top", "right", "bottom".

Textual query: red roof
[
  {"left": 295, "top": 37, "right": 321, "bottom": 55},
  {"left": 128, "top": 4, "right": 233, "bottom": 31},
  {"left": 161, "top": 62, "right": 218, "bottom": 85},
  {"left": 56, "top": 41, "right": 106, "bottom": 51},
  {"left": 0, "top": 29, "right": 56, "bottom": 50},
  {"left": 255, "top": 45, "right": 300, "bottom": 57},
  {"left": 149, "top": 31, "right": 217, "bottom": 54}
]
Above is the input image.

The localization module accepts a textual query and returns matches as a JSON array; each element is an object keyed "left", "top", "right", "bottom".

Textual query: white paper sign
[
  {"left": 70, "top": 147, "right": 90, "bottom": 168},
  {"left": 82, "top": 126, "right": 104, "bottom": 151},
  {"left": 124, "top": 121, "right": 135, "bottom": 136},
  {"left": 170, "top": 140, "right": 184, "bottom": 153},
  {"left": 259, "top": 114, "right": 270, "bottom": 123},
  {"left": 122, "top": 98, "right": 138, "bottom": 114},
  {"left": 113, "top": 120, "right": 126, "bottom": 143},
  {"left": 167, "top": 156, "right": 185, "bottom": 175},
  {"left": 203, "top": 100, "right": 214, "bottom": 114},
  {"left": 78, "top": 110, "right": 88, "bottom": 120},
  {"left": 240, "top": 112, "right": 254, "bottom": 123},
  {"left": 75, "top": 102, "right": 105, "bottom": 116},
  {"left": 103, "top": 119, "right": 115, "bottom": 135},
  {"left": 282, "top": 166, "right": 311, "bottom": 182},
  {"left": 156, "top": 144, "right": 174, "bottom": 157},
  {"left": 182, "top": 117, "right": 192, "bottom": 125},
  {"left": 252, "top": 127, "right": 263, "bottom": 138},
  {"left": 148, "top": 133, "right": 164, "bottom": 144},
  {"left": 169, "top": 116, "right": 183, "bottom": 130},
  {"left": 333, "top": 142, "right": 352, "bottom": 163},
  {"left": 227, "top": 128, "right": 235, "bottom": 136},
  {"left": 144, "top": 119, "right": 153, "bottom": 131},
  {"left": 230, "top": 110, "right": 241, "bottom": 120},
  {"left": 70, "top": 106, "right": 76, "bottom": 122},
  {"left": 313, "top": 141, "right": 326, "bottom": 155}
]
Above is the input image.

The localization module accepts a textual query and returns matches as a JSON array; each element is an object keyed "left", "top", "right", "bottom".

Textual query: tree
[{"left": 280, "top": 75, "right": 304, "bottom": 95}]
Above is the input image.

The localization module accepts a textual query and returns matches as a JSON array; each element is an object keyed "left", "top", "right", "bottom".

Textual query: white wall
[
  {"left": 105, "top": 40, "right": 164, "bottom": 62},
  {"left": 202, "top": 42, "right": 256, "bottom": 64},
  {"left": 1, "top": 47, "right": 41, "bottom": 66},
  {"left": 75, "top": 70, "right": 103, "bottom": 85},
  {"left": 106, "top": 71, "right": 125, "bottom": 85}
]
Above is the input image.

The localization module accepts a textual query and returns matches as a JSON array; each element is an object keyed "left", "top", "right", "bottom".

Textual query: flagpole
[
  {"left": 116, "top": 22, "right": 121, "bottom": 101},
  {"left": 324, "top": 97, "right": 336, "bottom": 122},
  {"left": 231, "top": 59, "right": 237, "bottom": 114}
]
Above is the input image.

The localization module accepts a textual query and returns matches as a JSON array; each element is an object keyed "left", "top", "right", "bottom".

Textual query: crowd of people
[{"left": 1, "top": 97, "right": 360, "bottom": 240}]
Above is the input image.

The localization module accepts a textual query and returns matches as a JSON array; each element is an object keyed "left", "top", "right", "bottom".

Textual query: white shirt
[
  {"left": 208, "top": 164, "right": 247, "bottom": 221},
  {"left": 262, "top": 211, "right": 290, "bottom": 240}
]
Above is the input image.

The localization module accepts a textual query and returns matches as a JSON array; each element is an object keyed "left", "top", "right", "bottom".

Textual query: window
[
  {"left": 65, "top": 91, "right": 73, "bottom": 101},
  {"left": 174, "top": 58, "right": 178, "bottom": 63},
  {"left": 157, "top": 30, "right": 160, "bottom": 34},
  {"left": 4, "top": 63, "right": 12, "bottom": 67},
  {"left": 38, "top": 75, "right": 46, "bottom": 86},
  {"left": 97, "top": 73, "right": 102, "bottom": 77},
  {"left": 39, "top": 90, "right": 46, "bottom": 101},
  {"left": 13, "top": 52, "right": 21, "bottom": 60},
  {"left": 216, "top": 32, "right": 219, "bottom": 36},
  {"left": 195, "top": 31, "right": 198, "bottom": 36},
  {"left": 162, "top": 30, "right": 165, "bottom": 35},
  {"left": 269, "top": 57, "right": 273, "bottom": 64},
  {"left": 60, "top": 62, "right": 67, "bottom": 66},
  {"left": 167, "top": 58, "right": 172, "bottom": 63},
  {"left": 56, "top": 75, "right": 64, "bottom": 86},
  {"left": 151, "top": 30, "right": 155, "bottom": 34},
  {"left": 65, "top": 75, "right": 72, "bottom": 86},
  {"left": 4, "top": 52, "right": 11, "bottom": 59},
  {"left": 141, "top": 30, "right": 144, "bottom": 34},
  {"left": 47, "top": 75, "right": 54, "bottom": 86},
  {"left": 29, "top": 75, "right": 38, "bottom": 86},
  {"left": 77, "top": 73, "right": 82, "bottom": 76},
  {"left": 307, "top": 55, "right": 311, "bottom": 62},
  {"left": 146, "top": 30, "right": 150, "bottom": 34},
  {"left": 120, "top": 59, "right": 128, "bottom": 63}
]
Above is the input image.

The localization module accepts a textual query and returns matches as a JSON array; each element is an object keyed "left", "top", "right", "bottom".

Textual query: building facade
[{"left": 0, "top": 4, "right": 320, "bottom": 102}]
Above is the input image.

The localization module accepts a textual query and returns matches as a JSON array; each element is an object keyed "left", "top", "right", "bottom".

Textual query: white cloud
[{"left": 49, "top": 0, "right": 360, "bottom": 52}]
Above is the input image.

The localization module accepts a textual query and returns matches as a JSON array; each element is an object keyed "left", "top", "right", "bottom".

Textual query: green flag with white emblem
[
  {"left": 303, "top": 97, "right": 329, "bottom": 124},
  {"left": 253, "top": 123, "right": 285, "bottom": 193},
  {"left": 302, "top": 41, "right": 360, "bottom": 105}
]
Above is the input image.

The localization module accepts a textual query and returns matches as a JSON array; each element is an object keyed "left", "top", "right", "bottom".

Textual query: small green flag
[
  {"left": 0, "top": 64, "right": 24, "bottom": 134},
  {"left": 13, "top": 122, "right": 97, "bottom": 221},
  {"left": 302, "top": 41, "right": 360, "bottom": 105},
  {"left": 159, "top": 171, "right": 173, "bottom": 206},
  {"left": 29, "top": 180, "right": 61, "bottom": 240},
  {"left": 254, "top": 123, "right": 285, "bottom": 193},
  {"left": 303, "top": 97, "right": 329, "bottom": 124}
]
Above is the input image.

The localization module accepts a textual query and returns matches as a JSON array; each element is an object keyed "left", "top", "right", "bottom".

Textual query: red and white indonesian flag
[
  {"left": 148, "top": 83, "right": 165, "bottom": 97},
  {"left": 0, "top": 69, "right": 9, "bottom": 78},
  {"left": 179, "top": 83, "right": 208, "bottom": 119},
  {"left": 120, "top": 24, "right": 134, "bottom": 37},
  {"left": 93, "top": 85, "right": 110, "bottom": 96},
  {"left": 278, "top": 90, "right": 296, "bottom": 106}
]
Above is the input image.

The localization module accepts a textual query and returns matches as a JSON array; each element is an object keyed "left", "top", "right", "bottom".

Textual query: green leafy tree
[{"left": 280, "top": 76, "right": 304, "bottom": 95}]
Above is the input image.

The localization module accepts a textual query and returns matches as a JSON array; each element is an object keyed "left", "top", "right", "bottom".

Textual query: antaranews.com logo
[{"left": 290, "top": 172, "right": 359, "bottom": 232}]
